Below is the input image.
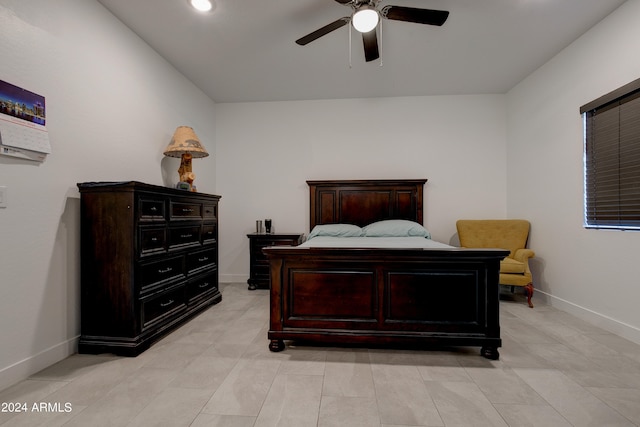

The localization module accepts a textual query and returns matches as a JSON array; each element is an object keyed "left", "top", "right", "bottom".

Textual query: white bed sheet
[{"left": 299, "top": 236, "right": 453, "bottom": 249}]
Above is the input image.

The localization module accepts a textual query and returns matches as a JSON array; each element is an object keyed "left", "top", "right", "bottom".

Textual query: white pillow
[
  {"left": 361, "top": 220, "right": 431, "bottom": 238},
  {"left": 308, "top": 223, "right": 363, "bottom": 239}
]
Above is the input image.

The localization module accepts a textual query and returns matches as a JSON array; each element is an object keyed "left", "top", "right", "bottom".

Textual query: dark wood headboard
[{"left": 307, "top": 179, "right": 427, "bottom": 229}]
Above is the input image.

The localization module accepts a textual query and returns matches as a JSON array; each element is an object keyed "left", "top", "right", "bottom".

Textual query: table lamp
[{"left": 163, "top": 126, "right": 209, "bottom": 191}]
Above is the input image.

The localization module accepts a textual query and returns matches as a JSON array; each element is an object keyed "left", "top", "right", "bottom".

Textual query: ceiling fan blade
[
  {"left": 362, "top": 30, "right": 379, "bottom": 62},
  {"left": 296, "top": 17, "right": 350, "bottom": 45},
  {"left": 381, "top": 6, "right": 449, "bottom": 26}
]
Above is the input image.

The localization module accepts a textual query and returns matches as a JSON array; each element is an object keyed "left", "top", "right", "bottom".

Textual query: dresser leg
[{"left": 269, "top": 339, "right": 285, "bottom": 352}]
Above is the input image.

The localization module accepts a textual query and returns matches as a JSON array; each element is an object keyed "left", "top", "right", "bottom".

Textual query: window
[{"left": 581, "top": 78, "right": 640, "bottom": 230}]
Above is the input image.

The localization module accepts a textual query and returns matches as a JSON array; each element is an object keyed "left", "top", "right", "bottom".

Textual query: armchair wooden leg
[{"left": 524, "top": 283, "right": 534, "bottom": 308}]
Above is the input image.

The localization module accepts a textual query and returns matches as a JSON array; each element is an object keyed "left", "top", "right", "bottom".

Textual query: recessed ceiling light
[{"left": 189, "top": 0, "right": 214, "bottom": 13}]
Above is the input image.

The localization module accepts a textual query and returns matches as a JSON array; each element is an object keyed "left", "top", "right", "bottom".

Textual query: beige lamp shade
[
  {"left": 164, "top": 126, "right": 208, "bottom": 191},
  {"left": 163, "top": 126, "right": 209, "bottom": 158}
]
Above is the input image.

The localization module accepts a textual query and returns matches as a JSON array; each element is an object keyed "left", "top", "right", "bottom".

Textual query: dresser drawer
[
  {"left": 187, "top": 248, "right": 216, "bottom": 274},
  {"left": 141, "top": 285, "right": 186, "bottom": 329},
  {"left": 202, "top": 223, "right": 217, "bottom": 243},
  {"left": 139, "top": 197, "right": 165, "bottom": 221},
  {"left": 139, "top": 256, "right": 184, "bottom": 293},
  {"left": 170, "top": 201, "right": 202, "bottom": 219},
  {"left": 203, "top": 204, "right": 217, "bottom": 219},
  {"left": 169, "top": 225, "right": 201, "bottom": 249},
  {"left": 187, "top": 272, "right": 218, "bottom": 303},
  {"left": 139, "top": 227, "right": 167, "bottom": 256}
]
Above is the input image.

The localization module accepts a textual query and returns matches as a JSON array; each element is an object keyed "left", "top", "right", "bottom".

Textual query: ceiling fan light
[
  {"left": 352, "top": 7, "right": 379, "bottom": 33},
  {"left": 189, "top": 0, "right": 214, "bottom": 12}
]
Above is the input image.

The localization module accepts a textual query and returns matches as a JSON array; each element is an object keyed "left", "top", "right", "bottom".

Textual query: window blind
[{"left": 582, "top": 78, "right": 640, "bottom": 229}]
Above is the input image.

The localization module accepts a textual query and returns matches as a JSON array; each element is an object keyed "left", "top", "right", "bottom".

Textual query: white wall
[
  {"left": 507, "top": 0, "right": 640, "bottom": 343},
  {"left": 216, "top": 95, "right": 508, "bottom": 282},
  {"left": 0, "top": 0, "right": 217, "bottom": 390},
  {"left": 2, "top": 0, "right": 635, "bottom": 394}
]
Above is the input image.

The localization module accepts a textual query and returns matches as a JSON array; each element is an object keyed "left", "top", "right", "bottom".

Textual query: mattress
[{"left": 298, "top": 236, "right": 453, "bottom": 249}]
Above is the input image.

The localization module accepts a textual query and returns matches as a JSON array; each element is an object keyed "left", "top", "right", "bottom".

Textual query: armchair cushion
[{"left": 500, "top": 257, "right": 525, "bottom": 274}]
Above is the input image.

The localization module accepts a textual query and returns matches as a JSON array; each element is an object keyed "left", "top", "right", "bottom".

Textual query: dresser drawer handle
[
  {"left": 198, "top": 256, "right": 209, "bottom": 262},
  {"left": 160, "top": 299, "right": 174, "bottom": 307},
  {"left": 182, "top": 208, "right": 194, "bottom": 213},
  {"left": 180, "top": 233, "right": 193, "bottom": 239},
  {"left": 158, "top": 267, "right": 173, "bottom": 274},
  {"left": 150, "top": 206, "right": 158, "bottom": 212},
  {"left": 199, "top": 282, "right": 210, "bottom": 288},
  {"left": 151, "top": 237, "right": 158, "bottom": 242}
]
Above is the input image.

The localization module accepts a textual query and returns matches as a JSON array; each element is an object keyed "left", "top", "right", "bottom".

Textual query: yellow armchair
[{"left": 456, "top": 219, "right": 535, "bottom": 308}]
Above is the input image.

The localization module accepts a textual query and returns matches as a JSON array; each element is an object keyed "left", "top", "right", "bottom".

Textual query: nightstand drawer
[
  {"left": 142, "top": 285, "right": 186, "bottom": 329},
  {"left": 253, "top": 238, "right": 300, "bottom": 249},
  {"left": 253, "top": 264, "right": 270, "bottom": 279}
]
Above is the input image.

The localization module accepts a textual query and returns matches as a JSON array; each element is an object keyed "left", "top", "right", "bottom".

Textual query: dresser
[
  {"left": 77, "top": 181, "right": 221, "bottom": 356},
  {"left": 247, "top": 233, "right": 304, "bottom": 290}
]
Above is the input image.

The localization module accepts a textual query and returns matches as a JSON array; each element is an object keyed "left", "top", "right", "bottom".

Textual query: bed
[{"left": 263, "top": 179, "right": 509, "bottom": 359}]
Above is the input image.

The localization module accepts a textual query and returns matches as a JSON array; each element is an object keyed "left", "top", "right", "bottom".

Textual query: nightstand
[{"left": 247, "top": 232, "right": 304, "bottom": 290}]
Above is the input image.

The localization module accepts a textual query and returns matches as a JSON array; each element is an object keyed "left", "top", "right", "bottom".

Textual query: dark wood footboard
[{"left": 264, "top": 246, "right": 509, "bottom": 359}]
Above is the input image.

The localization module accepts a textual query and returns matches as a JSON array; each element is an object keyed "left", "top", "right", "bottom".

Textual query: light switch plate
[{"left": 0, "top": 186, "right": 6, "bottom": 208}]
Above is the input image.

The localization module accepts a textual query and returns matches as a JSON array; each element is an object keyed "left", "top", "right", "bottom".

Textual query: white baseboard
[
  {"left": 0, "top": 337, "right": 78, "bottom": 392},
  {"left": 219, "top": 274, "right": 248, "bottom": 284},
  {"left": 540, "top": 291, "right": 640, "bottom": 346}
]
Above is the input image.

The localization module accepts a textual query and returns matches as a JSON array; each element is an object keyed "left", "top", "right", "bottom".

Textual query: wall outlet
[{"left": 0, "top": 186, "right": 6, "bottom": 208}]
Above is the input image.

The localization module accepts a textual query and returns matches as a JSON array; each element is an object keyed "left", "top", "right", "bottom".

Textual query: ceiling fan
[{"left": 295, "top": 0, "right": 449, "bottom": 62}]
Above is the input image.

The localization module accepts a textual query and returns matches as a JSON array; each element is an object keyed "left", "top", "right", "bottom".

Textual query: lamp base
[
  {"left": 176, "top": 182, "right": 191, "bottom": 191},
  {"left": 178, "top": 153, "right": 193, "bottom": 182},
  {"left": 177, "top": 153, "right": 197, "bottom": 191}
]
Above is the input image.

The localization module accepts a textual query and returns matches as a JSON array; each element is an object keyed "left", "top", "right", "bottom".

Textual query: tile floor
[{"left": 1, "top": 283, "right": 640, "bottom": 426}]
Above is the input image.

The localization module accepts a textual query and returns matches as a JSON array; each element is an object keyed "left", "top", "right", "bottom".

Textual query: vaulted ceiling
[{"left": 97, "top": 0, "right": 626, "bottom": 103}]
